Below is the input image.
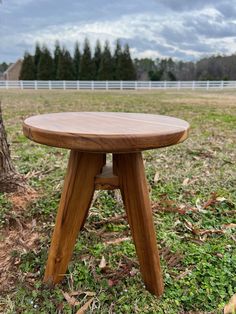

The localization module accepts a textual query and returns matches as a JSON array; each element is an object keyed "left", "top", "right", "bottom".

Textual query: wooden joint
[{"left": 95, "top": 164, "right": 119, "bottom": 190}]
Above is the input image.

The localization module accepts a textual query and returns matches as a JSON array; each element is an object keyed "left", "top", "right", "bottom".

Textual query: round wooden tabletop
[{"left": 23, "top": 112, "right": 189, "bottom": 153}]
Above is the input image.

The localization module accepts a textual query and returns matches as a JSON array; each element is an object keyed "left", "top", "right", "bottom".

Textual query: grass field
[{"left": 0, "top": 90, "right": 235, "bottom": 314}]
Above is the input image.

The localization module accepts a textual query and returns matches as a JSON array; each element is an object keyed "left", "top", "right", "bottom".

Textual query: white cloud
[
  {"left": 0, "top": 13, "right": 175, "bottom": 56},
  {"left": 133, "top": 49, "right": 163, "bottom": 59},
  {"left": 1, "top": 13, "right": 165, "bottom": 54},
  {"left": 22, "top": 14, "right": 162, "bottom": 45},
  {"left": 1, "top": 2, "right": 236, "bottom": 61}
]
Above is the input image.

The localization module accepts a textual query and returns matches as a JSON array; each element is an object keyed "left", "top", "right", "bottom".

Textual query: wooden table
[{"left": 23, "top": 112, "right": 189, "bottom": 297}]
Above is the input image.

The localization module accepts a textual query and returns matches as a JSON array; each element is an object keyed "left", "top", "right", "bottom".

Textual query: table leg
[
  {"left": 44, "top": 150, "right": 105, "bottom": 284},
  {"left": 114, "top": 152, "right": 164, "bottom": 297}
]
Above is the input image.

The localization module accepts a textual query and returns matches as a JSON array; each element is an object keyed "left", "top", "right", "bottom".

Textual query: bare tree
[
  {"left": 0, "top": 103, "right": 25, "bottom": 192},
  {"left": 0, "top": 0, "right": 25, "bottom": 192}
]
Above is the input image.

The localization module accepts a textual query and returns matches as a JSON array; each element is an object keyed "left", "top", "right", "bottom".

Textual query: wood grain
[
  {"left": 44, "top": 150, "right": 104, "bottom": 284},
  {"left": 114, "top": 152, "right": 164, "bottom": 297},
  {"left": 23, "top": 112, "right": 189, "bottom": 153},
  {"left": 24, "top": 112, "right": 189, "bottom": 295},
  {"left": 95, "top": 164, "right": 119, "bottom": 190}
]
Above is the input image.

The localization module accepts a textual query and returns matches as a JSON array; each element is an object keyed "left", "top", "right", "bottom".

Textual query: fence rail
[{"left": 1, "top": 80, "right": 236, "bottom": 90}]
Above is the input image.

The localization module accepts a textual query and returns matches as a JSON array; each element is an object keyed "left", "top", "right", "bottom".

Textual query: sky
[{"left": 1, "top": 0, "right": 236, "bottom": 62}]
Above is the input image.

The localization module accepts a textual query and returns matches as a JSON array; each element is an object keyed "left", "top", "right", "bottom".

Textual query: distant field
[{"left": 0, "top": 90, "right": 236, "bottom": 313}]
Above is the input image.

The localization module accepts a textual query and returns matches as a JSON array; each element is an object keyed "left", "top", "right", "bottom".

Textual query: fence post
[
  {"left": 120, "top": 80, "right": 123, "bottom": 90},
  {"left": 77, "top": 81, "right": 80, "bottom": 90},
  {"left": 106, "top": 81, "right": 108, "bottom": 91},
  {"left": 34, "top": 81, "right": 38, "bottom": 90},
  {"left": 20, "top": 80, "right": 23, "bottom": 90},
  {"left": 6, "top": 80, "right": 8, "bottom": 90},
  {"left": 149, "top": 81, "right": 151, "bottom": 90},
  {"left": 192, "top": 81, "right": 195, "bottom": 90},
  {"left": 92, "top": 80, "right": 94, "bottom": 91},
  {"left": 178, "top": 81, "right": 181, "bottom": 90},
  {"left": 135, "top": 81, "right": 138, "bottom": 90},
  {"left": 49, "top": 80, "right": 52, "bottom": 90},
  {"left": 221, "top": 80, "right": 224, "bottom": 89},
  {"left": 63, "top": 80, "right": 66, "bottom": 90},
  {"left": 164, "top": 81, "right": 167, "bottom": 90}
]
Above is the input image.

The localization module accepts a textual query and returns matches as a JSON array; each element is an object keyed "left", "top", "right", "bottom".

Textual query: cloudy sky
[{"left": 1, "top": 0, "right": 236, "bottom": 62}]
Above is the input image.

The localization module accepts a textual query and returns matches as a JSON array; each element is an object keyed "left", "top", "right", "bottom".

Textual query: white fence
[{"left": 1, "top": 80, "right": 236, "bottom": 90}]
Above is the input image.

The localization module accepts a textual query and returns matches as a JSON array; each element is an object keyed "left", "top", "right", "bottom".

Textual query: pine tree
[
  {"left": 98, "top": 40, "right": 113, "bottom": 80},
  {"left": 94, "top": 40, "right": 102, "bottom": 80},
  {"left": 34, "top": 42, "right": 41, "bottom": 75},
  {"left": 19, "top": 52, "right": 36, "bottom": 80},
  {"left": 79, "top": 38, "right": 95, "bottom": 80},
  {"left": 53, "top": 41, "right": 61, "bottom": 80},
  {"left": 73, "top": 42, "right": 81, "bottom": 80},
  {"left": 57, "top": 48, "right": 75, "bottom": 80},
  {"left": 37, "top": 46, "right": 54, "bottom": 80},
  {"left": 113, "top": 39, "right": 123, "bottom": 80},
  {"left": 120, "top": 44, "right": 136, "bottom": 80},
  {"left": 0, "top": 62, "right": 8, "bottom": 72}
]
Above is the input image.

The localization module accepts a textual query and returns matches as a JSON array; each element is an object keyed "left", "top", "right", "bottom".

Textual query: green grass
[{"left": 0, "top": 90, "right": 235, "bottom": 313}]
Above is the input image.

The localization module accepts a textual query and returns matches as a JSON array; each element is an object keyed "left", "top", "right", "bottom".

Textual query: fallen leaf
[
  {"left": 231, "top": 235, "right": 236, "bottom": 243},
  {"left": 190, "top": 238, "right": 205, "bottom": 245},
  {"left": 92, "top": 214, "right": 127, "bottom": 226},
  {"left": 184, "top": 220, "right": 225, "bottom": 236},
  {"left": 62, "top": 291, "right": 80, "bottom": 307},
  {"left": 203, "top": 192, "right": 217, "bottom": 209},
  {"left": 224, "top": 294, "right": 236, "bottom": 314},
  {"left": 195, "top": 198, "right": 202, "bottom": 211},
  {"left": 70, "top": 291, "right": 96, "bottom": 297},
  {"left": 222, "top": 210, "right": 236, "bottom": 216},
  {"left": 76, "top": 297, "right": 94, "bottom": 314},
  {"left": 222, "top": 223, "right": 236, "bottom": 229},
  {"left": 104, "top": 237, "right": 130, "bottom": 245},
  {"left": 152, "top": 203, "right": 187, "bottom": 215},
  {"left": 84, "top": 292, "right": 96, "bottom": 297},
  {"left": 198, "top": 229, "right": 224, "bottom": 236},
  {"left": 154, "top": 172, "right": 159, "bottom": 183},
  {"left": 182, "top": 178, "right": 190, "bottom": 186},
  {"left": 216, "top": 196, "right": 227, "bottom": 202},
  {"left": 176, "top": 266, "right": 194, "bottom": 280},
  {"left": 99, "top": 256, "right": 106, "bottom": 269},
  {"left": 184, "top": 220, "right": 194, "bottom": 232}
]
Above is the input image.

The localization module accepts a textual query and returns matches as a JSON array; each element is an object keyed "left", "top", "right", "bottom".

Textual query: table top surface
[{"left": 23, "top": 112, "right": 189, "bottom": 153}]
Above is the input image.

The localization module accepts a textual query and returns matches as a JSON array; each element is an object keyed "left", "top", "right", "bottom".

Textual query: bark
[{"left": 0, "top": 102, "right": 25, "bottom": 193}]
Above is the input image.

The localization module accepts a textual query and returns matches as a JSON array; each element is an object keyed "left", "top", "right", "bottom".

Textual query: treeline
[
  {"left": 19, "top": 39, "right": 136, "bottom": 81},
  {"left": 135, "top": 55, "right": 236, "bottom": 81},
  {"left": 0, "top": 62, "right": 9, "bottom": 73},
  {"left": 5, "top": 42, "right": 236, "bottom": 81}
]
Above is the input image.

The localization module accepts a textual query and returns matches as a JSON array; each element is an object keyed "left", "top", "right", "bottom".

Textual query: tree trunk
[{"left": 0, "top": 102, "right": 25, "bottom": 193}]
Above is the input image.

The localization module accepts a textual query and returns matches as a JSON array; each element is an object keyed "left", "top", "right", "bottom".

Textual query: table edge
[{"left": 23, "top": 122, "right": 190, "bottom": 153}]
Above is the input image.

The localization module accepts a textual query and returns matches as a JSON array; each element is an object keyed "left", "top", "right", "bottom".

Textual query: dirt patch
[
  {"left": 0, "top": 190, "right": 39, "bottom": 293},
  {"left": 8, "top": 189, "right": 38, "bottom": 212}
]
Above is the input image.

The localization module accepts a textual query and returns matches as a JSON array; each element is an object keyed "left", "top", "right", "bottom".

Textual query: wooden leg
[
  {"left": 114, "top": 153, "right": 164, "bottom": 297},
  {"left": 44, "top": 150, "right": 105, "bottom": 284}
]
